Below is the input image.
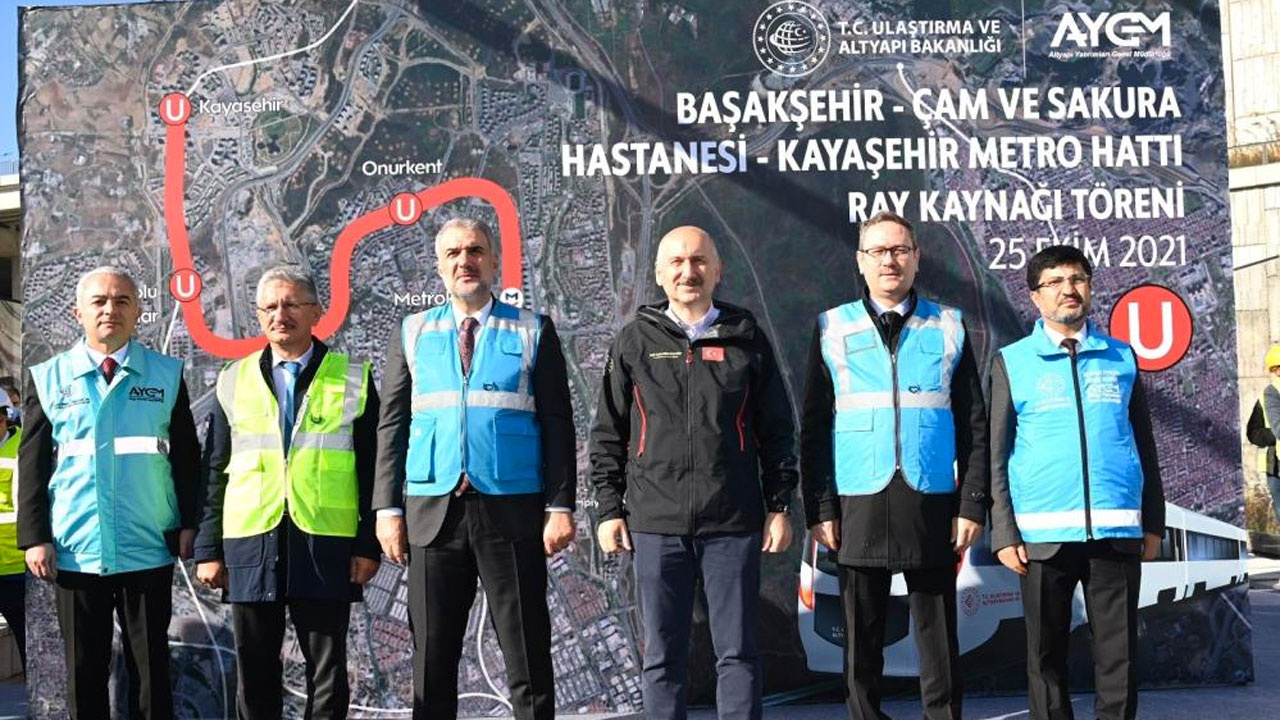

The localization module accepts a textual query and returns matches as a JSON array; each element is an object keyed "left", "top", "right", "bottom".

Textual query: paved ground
[{"left": 0, "top": 557, "right": 1276, "bottom": 718}]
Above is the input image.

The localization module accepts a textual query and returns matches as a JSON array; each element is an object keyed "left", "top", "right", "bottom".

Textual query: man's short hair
[
  {"left": 436, "top": 217, "right": 495, "bottom": 252},
  {"left": 859, "top": 211, "right": 914, "bottom": 248},
  {"left": 75, "top": 266, "right": 139, "bottom": 303},
  {"left": 256, "top": 265, "right": 319, "bottom": 304},
  {"left": 1026, "top": 245, "right": 1093, "bottom": 291}
]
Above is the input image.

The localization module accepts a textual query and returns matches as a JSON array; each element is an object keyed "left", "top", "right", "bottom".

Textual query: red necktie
[
  {"left": 460, "top": 316, "right": 479, "bottom": 377},
  {"left": 100, "top": 356, "right": 118, "bottom": 384},
  {"left": 456, "top": 317, "right": 480, "bottom": 496}
]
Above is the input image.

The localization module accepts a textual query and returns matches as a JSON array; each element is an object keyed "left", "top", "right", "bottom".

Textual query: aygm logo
[
  {"left": 1050, "top": 12, "right": 1171, "bottom": 49},
  {"left": 129, "top": 386, "right": 166, "bottom": 402},
  {"left": 753, "top": 1, "right": 831, "bottom": 78}
]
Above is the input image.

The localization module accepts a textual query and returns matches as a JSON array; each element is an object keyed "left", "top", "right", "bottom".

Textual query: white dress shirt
[
  {"left": 270, "top": 342, "right": 315, "bottom": 411},
  {"left": 665, "top": 303, "right": 720, "bottom": 341},
  {"left": 1041, "top": 322, "right": 1088, "bottom": 350},
  {"left": 83, "top": 340, "right": 131, "bottom": 386}
]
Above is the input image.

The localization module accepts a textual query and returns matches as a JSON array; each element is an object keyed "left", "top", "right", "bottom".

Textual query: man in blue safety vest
[
  {"left": 374, "top": 217, "right": 576, "bottom": 720},
  {"left": 988, "top": 244, "right": 1165, "bottom": 720},
  {"left": 801, "top": 211, "right": 988, "bottom": 720},
  {"left": 18, "top": 266, "right": 200, "bottom": 719}
]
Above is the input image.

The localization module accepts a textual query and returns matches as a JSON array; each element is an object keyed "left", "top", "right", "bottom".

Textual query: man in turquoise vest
[
  {"left": 989, "top": 245, "right": 1165, "bottom": 720},
  {"left": 374, "top": 217, "right": 576, "bottom": 719},
  {"left": 17, "top": 266, "right": 200, "bottom": 719},
  {"left": 0, "top": 393, "right": 25, "bottom": 670},
  {"left": 194, "top": 265, "right": 381, "bottom": 719},
  {"left": 801, "top": 211, "right": 988, "bottom": 720}
]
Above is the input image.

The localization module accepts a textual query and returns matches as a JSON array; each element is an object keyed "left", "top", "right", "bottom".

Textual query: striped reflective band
[
  {"left": 834, "top": 391, "right": 950, "bottom": 412},
  {"left": 0, "top": 458, "right": 15, "bottom": 470},
  {"left": 411, "top": 390, "right": 536, "bottom": 413},
  {"left": 58, "top": 436, "right": 169, "bottom": 457},
  {"left": 341, "top": 362, "right": 365, "bottom": 424},
  {"left": 230, "top": 433, "right": 280, "bottom": 452},
  {"left": 0, "top": 512, "right": 13, "bottom": 524},
  {"left": 1015, "top": 509, "right": 1142, "bottom": 530},
  {"left": 230, "top": 431, "right": 353, "bottom": 452},
  {"left": 115, "top": 436, "right": 170, "bottom": 455}
]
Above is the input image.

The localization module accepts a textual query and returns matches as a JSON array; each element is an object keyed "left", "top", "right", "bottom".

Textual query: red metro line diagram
[{"left": 158, "top": 91, "right": 526, "bottom": 360}]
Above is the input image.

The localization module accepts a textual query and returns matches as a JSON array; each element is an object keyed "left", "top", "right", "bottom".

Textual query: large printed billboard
[{"left": 18, "top": 0, "right": 1244, "bottom": 715}]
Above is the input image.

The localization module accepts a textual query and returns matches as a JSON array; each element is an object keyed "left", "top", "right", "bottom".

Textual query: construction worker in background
[
  {"left": 0, "top": 392, "right": 23, "bottom": 670},
  {"left": 1247, "top": 344, "right": 1280, "bottom": 528}
]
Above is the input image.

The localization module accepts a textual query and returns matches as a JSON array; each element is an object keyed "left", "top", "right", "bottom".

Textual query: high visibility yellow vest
[
  {"left": 0, "top": 428, "right": 23, "bottom": 575},
  {"left": 215, "top": 350, "right": 369, "bottom": 539}
]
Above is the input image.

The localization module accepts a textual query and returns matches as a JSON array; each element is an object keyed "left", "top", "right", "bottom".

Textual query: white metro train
[{"left": 796, "top": 502, "right": 1249, "bottom": 675}]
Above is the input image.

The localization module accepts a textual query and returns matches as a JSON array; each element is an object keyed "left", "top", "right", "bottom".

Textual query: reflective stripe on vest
[
  {"left": 216, "top": 350, "right": 368, "bottom": 539},
  {"left": 402, "top": 301, "right": 544, "bottom": 496},
  {"left": 819, "top": 298, "right": 963, "bottom": 495},
  {"left": 0, "top": 429, "right": 22, "bottom": 575},
  {"left": 30, "top": 342, "right": 183, "bottom": 575},
  {"left": 1000, "top": 320, "right": 1144, "bottom": 543}
]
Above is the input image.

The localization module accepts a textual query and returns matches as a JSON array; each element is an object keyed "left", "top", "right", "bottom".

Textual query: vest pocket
[
  {"left": 915, "top": 410, "right": 956, "bottom": 492},
  {"left": 834, "top": 410, "right": 874, "bottom": 486},
  {"left": 406, "top": 416, "right": 437, "bottom": 484},
  {"left": 844, "top": 330, "right": 877, "bottom": 356},
  {"left": 318, "top": 449, "right": 358, "bottom": 511},
  {"left": 492, "top": 413, "right": 540, "bottom": 484},
  {"left": 224, "top": 452, "right": 264, "bottom": 510}
]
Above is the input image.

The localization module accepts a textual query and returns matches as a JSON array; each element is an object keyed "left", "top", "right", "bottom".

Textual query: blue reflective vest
[
  {"left": 1000, "top": 320, "right": 1144, "bottom": 543},
  {"left": 819, "top": 297, "right": 964, "bottom": 495},
  {"left": 402, "top": 300, "right": 543, "bottom": 495},
  {"left": 30, "top": 341, "right": 182, "bottom": 575}
]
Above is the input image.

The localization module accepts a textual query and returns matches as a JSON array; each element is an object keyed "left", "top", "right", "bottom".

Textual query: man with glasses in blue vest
[
  {"left": 374, "top": 217, "right": 576, "bottom": 720},
  {"left": 18, "top": 266, "right": 200, "bottom": 719},
  {"left": 988, "top": 244, "right": 1164, "bottom": 720},
  {"left": 801, "top": 212, "right": 988, "bottom": 720}
]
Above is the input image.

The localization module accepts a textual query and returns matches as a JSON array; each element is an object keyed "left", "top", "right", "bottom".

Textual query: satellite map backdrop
[{"left": 18, "top": 0, "right": 1243, "bottom": 716}]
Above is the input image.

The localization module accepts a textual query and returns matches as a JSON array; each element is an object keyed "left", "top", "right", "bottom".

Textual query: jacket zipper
[
  {"left": 736, "top": 386, "right": 750, "bottom": 452},
  {"left": 1067, "top": 350, "right": 1093, "bottom": 539},
  {"left": 632, "top": 385, "right": 648, "bottom": 457},
  {"left": 889, "top": 330, "right": 900, "bottom": 554},
  {"left": 686, "top": 345, "right": 695, "bottom": 532}
]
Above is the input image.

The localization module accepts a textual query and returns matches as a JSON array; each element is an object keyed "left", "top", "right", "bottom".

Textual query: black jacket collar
[{"left": 636, "top": 300, "right": 757, "bottom": 342}]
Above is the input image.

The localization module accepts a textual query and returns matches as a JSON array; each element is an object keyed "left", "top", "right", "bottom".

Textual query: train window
[
  {"left": 1153, "top": 528, "right": 1177, "bottom": 562},
  {"left": 1185, "top": 530, "right": 1241, "bottom": 561}
]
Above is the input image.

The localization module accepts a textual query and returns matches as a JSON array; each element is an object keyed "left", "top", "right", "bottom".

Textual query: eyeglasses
[
  {"left": 859, "top": 245, "right": 916, "bottom": 261},
  {"left": 256, "top": 301, "right": 318, "bottom": 315},
  {"left": 1034, "top": 275, "right": 1092, "bottom": 292}
]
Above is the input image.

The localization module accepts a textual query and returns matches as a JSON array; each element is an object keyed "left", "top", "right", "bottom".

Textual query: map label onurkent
[{"left": 362, "top": 160, "right": 444, "bottom": 176}]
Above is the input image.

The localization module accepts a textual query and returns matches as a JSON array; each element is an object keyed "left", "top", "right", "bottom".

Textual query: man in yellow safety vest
[{"left": 195, "top": 265, "right": 381, "bottom": 720}]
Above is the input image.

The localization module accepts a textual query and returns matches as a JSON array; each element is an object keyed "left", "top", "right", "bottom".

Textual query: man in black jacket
[
  {"left": 801, "top": 212, "right": 987, "bottom": 720},
  {"left": 590, "top": 226, "right": 798, "bottom": 720},
  {"left": 194, "top": 266, "right": 381, "bottom": 719}
]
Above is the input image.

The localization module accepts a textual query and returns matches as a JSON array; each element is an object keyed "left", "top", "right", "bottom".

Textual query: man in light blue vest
[
  {"left": 374, "top": 217, "right": 576, "bottom": 719},
  {"left": 801, "top": 211, "right": 988, "bottom": 720},
  {"left": 17, "top": 266, "right": 200, "bottom": 719},
  {"left": 988, "top": 244, "right": 1165, "bottom": 720}
]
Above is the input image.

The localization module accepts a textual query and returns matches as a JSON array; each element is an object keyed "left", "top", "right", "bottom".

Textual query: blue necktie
[{"left": 280, "top": 361, "right": 302, "bottom": 455}]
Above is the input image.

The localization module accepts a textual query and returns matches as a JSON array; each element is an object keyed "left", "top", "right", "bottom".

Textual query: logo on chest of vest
[
  {"left": 53, "top": 386, "right": 90, "bottom": 409},
  {"left": 128, "top": 386, "right": 166, "bottom": 402}
]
